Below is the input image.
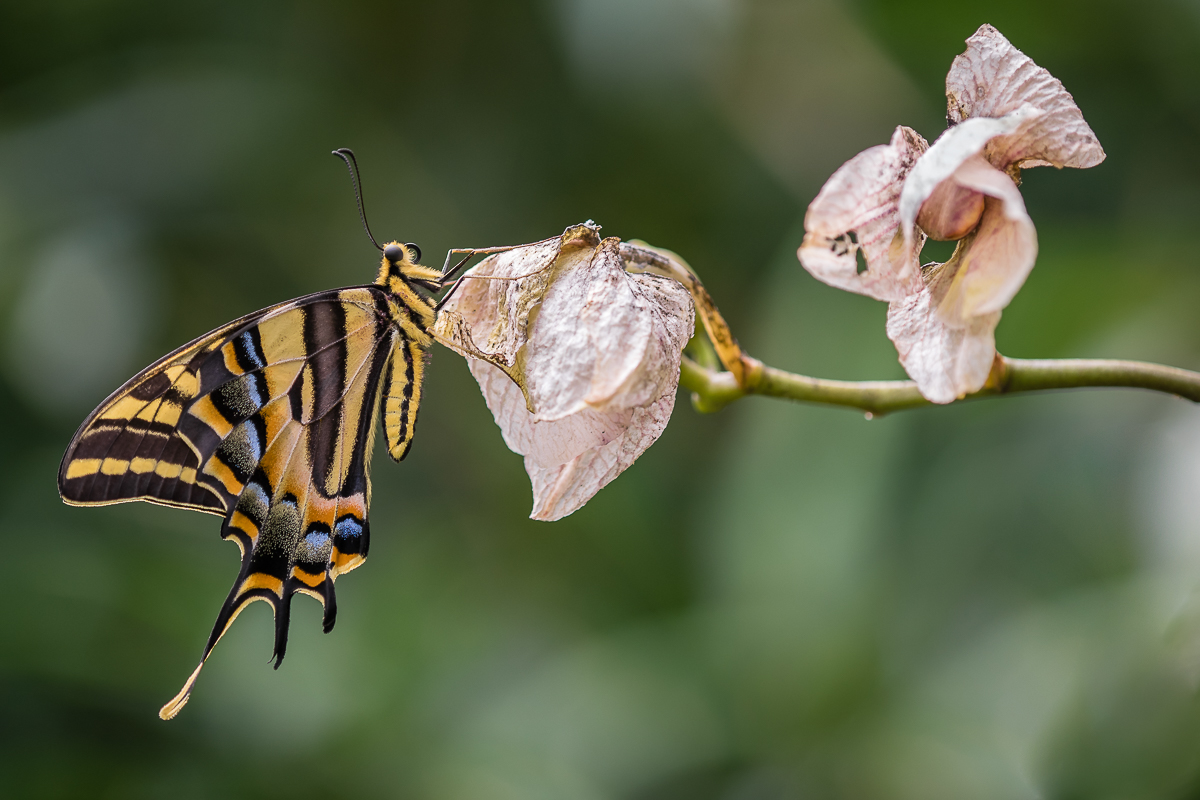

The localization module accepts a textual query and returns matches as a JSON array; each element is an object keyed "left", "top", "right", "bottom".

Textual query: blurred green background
[{"left": 3, "top": 0, "right": 1200, "bottom": 797}]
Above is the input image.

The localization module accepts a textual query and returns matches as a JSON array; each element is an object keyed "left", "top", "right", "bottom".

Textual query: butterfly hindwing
[{"left": 59, "top": 286, "right": 416, "bottom": 719}]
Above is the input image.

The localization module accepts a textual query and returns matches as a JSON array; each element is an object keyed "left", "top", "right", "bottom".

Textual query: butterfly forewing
[
  {"left": 57, "top": 309, "right": 259, "bottom": 515},
  {"left": 59, "top": 278, "right": 430, "bottom": 719}
]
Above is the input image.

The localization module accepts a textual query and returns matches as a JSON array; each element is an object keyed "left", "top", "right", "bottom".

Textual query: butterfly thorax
[{"left": 375, "top": 241, "right": 441, "bottom": 345}]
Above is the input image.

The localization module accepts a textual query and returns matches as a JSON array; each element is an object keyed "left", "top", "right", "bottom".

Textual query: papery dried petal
[
  {"left": 931, "top": 155, "right": 1037, "bottom": 321},
  {"left": 888, "top": 155, "right": 1035, "bottom": 401},
  {"left": 432, "top": 225, "right": 586, "bottom": 393},
  {"left": 469, "top": 357, "right": 679, "bottom": 522},
  {"left": 434, "top": 225, "right": 694, "bottom": 521},
  {"left": 524, "top": 238, "right": 682, "bottom": 421},
  {"left": 621, "top": 240, "right": 746, "bottom": 383},
  {"left": 886, "top": 286, "right": 1001, "bottom": 404},
  {"left": 798, "top": 125, "right": 929, "bottom": 302},
  {"left": 946, "top": 24, "right": 1105, "bottom": 170}
]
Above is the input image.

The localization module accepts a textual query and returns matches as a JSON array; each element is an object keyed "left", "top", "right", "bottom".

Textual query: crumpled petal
[
  {"left": 931, "top": 155, "right": 1038, "bottom": 321},
  {"left": 468, "top": 350, "right": 680, "bottom": 521},
  {"left": 434, "top": 224, "right": 694, "bottom": 521},
  {"left": 887, "top": 154, "right": 1035, "bottom": 402},
  {"left": 430, "top": 232, "right": 565, "bottom": 391},
  {"left": 798, "top": 125, "right": 929, "bottom": 302},
  {"left": 946, "top": 24, "right": 1106, "bottom": 170},
  {"left": 886, "top": 284, "right": 1001, "bottom": 404}
]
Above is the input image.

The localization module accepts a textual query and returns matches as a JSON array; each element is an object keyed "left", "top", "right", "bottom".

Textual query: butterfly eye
[
  {"left": 383, "top": 243, "right": 405, "bottom": 264},
  {"left": 405, "top": 243, "right": 422, "bottom": 263}
]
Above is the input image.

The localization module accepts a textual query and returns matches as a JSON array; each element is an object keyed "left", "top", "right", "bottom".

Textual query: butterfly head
[
  {"left": 378, "top": 240, "right": 443, "bottom": 288},
  {"left": 383, "top": 242, "right": 418, "bottom": 267}
]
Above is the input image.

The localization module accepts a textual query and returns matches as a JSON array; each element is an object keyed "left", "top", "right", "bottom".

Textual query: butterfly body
[{"left": 59, "top": 242, "right": 438, "bottom": 718}]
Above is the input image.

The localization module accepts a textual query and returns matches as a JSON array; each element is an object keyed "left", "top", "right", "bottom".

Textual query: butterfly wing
[{"left": 59, "top": 286, "right": 409, "bottom": 719}]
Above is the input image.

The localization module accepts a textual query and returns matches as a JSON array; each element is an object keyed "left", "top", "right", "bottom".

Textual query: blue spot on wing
[
  {"left": 240, "top": 331, "right": 266, "bottom": 370},
  {"left": 334, "top": 517, "right": 363, "bottom": 540},
  {"left": 245, "top": 379, "right": 263, "bottom": 415}
]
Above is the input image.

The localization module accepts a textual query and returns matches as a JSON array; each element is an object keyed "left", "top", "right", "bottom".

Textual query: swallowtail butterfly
[{"left": 58, "top": 150, "right": 488, "bottom": 719}]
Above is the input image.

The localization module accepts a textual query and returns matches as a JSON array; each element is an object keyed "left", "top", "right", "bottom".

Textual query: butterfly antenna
[{"left": 332, "top": 148, "right": 383, "bottom": 252}]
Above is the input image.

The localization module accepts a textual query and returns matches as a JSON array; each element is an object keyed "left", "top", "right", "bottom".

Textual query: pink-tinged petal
[
  {"left": 886, "top": 287, "right": 1001, "bottom": 404},
  {"left": 932, "top": 155, "right": 1038, "bottom": 321},
  {"left": 915, "top": 178, "right": 985, "bottom": 242},
  {"left": 899, "top": 108, "right": 1040, "bottom": 247},
  {"left": 798, "top": 125, "right": 928, "bottom": 302},
  {"left": 888, "top": 154, "right": 1034, "bottom": 402},
  {"left": 946, "top": 24, "right": 1105, "bottom": 170}
]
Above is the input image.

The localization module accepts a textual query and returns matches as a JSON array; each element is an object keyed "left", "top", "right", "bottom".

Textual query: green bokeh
[{"left": 2, "top": 1, "right": 1199, "bottom": 797}]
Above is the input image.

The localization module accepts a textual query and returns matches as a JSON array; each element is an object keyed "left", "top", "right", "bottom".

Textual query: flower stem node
[{"left": 798, "top": 24, "right": 1105, "bottom": 403}]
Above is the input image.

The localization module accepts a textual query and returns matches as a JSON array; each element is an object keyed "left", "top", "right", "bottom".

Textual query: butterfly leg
[
  {"left": 434, "top": 246, "right": 528, "bottom": 311},
  {"left": 433, "top": 251, "right": 477, "bottom": 312}
]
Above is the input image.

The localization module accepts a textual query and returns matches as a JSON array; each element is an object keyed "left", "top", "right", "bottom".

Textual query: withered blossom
[
  {"left": 798, "top": 24, "right": 1105, "bottom": 402},
  {"left": 433, "top": 223, "right": 694, "bottom": 521}
]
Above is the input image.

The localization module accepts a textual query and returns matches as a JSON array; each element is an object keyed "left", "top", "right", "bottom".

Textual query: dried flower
[
  {"left": 433, "top": 223, "right": 694, "bottom": 521},
  {"left": 798, "top": 24, "right": 1105, "bottom": 402}
]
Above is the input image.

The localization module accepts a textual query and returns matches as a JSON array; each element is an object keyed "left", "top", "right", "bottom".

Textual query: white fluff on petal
[
  {"left": 798, "top": 125, "right": 928, "bottom": 302},
  {"left": 434, "top": 225, "right": 694, "bottom": 521},
  {"left": 946, "top": 24, "right": 1106, "bottom": 170},
  {"left": 886, "top": 283, "right": 1001, "bottom": 404}
]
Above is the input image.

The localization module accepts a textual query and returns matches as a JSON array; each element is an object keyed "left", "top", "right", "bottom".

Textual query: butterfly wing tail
[
  {"left": 160, "top": 662, "right": 206, "bottom": 720},
  {"left": 158, "top": 508, "right": 303, "bottom": 718}
]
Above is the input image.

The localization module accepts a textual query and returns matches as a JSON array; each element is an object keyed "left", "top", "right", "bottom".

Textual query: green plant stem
[
  {"left": 679, "top": 355, "right": 1200, "bottom": 415},
  {"left": 625, "top": 241, "right": 1200, "bottom": 416}
]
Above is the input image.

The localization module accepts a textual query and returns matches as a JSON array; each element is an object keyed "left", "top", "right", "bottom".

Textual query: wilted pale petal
[
  {"left": 798, "top": 125, "right": 928, "bottom": 302},
  {"left": 434, "top": 224, "right": 694, "bottom": 521},
  {"left": 886, "top": 283, "right": 1001, "bottom": 404},
  {"left": 469, "top": 356, "right": 679, "bottom": 521},
  {"left": 946, "top": 24, "right": 1105, "bottom": 170},
  {"left": 898, "top": 107, "right": 1040, "bottom": 248},
  {"left": 431, "top": 232, "right": 565, "bottom": 388},
  {"left": 931, "top": 155, "right": 1037, "bottom": 321},
  {"left": 887, "top": 154, "right": 1035, "bottom": 402}
]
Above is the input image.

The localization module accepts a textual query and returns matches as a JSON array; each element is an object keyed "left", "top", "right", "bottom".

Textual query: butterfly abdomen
[{"left": 382, "top": 338, "right": 427, "bottom": 461}]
